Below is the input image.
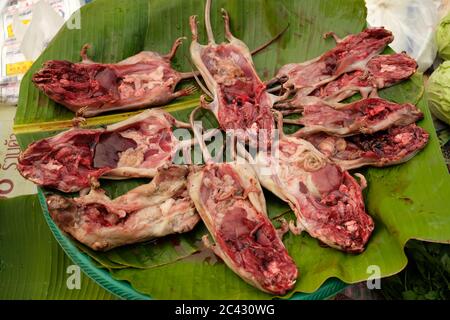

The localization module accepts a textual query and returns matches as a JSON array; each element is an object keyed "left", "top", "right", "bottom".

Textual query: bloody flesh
[
  {"left": 276, "top": 28, "right": 394, "bottom": 97},
  {"left": 18, "top": 129, "right": 110, "bottom": 193},
  {"left": 200, "top": 45, "right": 274, "bottom": 147},
  {"left": 252, "top": 134, "right": 374, "bottom": 253},
  {"left": 294, "top": 98, "right": 423, "bottom": 137},
  {"left": 48, "top": 165, "right": 199, "bottom": 251},
  {"left": 305, "top": 124, "right": 429, "bottom": 170},
  {"left": 18, "top": 109, "right": 182, "bottom": 192},
  {"left": 187, "top": 98, "right": 297, "bottom": 294},
  {"left": 33, "top": 39, "right": 195, "bottom": 117},
  {"left": 311, "top": 53, "right": 418, "bottom": 102},
  {"left": 189, "top": 3, "right": 281, "bottom": 149},
  {"left": 190, "top": 162, "right": 298, "bottom": 294}
]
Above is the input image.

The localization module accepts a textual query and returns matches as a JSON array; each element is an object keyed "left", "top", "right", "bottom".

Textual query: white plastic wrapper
[
  {"left": 13, "top": 0, "right": 65, "bottom": 61},
  {"left": 0, "top": 0, "right": 85, "bottom": 105},
  {"left": 366, "top": 0, "right": 448, "bottom": 72}
]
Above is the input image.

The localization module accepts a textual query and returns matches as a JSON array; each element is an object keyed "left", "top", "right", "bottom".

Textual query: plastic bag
[
  {"left": 0, "top": 0, "right": 85, "bottom": 106},
  {"left": 12, "top": 0, "right": 65, "bottom": 61},
  {"left": 366, "top": 0, "right": 444, "bottom": 72}
]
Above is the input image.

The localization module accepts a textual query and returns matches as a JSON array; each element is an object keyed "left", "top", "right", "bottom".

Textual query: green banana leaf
[
  {"left": 76, "top": 232, "right": 199, "bottom": 270},
  {"left": 0, "top": 195, "right": 116, "bottom": 300},
  {"left": 14, "top": 0, "right": 450, "bottom": 299}
]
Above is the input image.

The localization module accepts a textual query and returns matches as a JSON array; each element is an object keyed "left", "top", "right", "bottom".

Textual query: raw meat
[
  {"left": 33, "top": 38, "right": 196, "bottom": 117},
  {"left": 311, "top": 53, "right": 418, "bottom": 102},
  {"left": 288, "top": 98, "right": 423, "bottom": 137},
  {"left": 188, "top": 105, "right": 297, "bottom": 295},
  {"left": 243, "top": 117, "right": 374, "bottom": 253},
  {"left": 274, "top": 28, "right": 394, "bottom": 98},
  {"left": 305, "top": 124, "right": 429, "bottom": 170},
  {"left": 18, "top": 109, "right": 192, "bottom": 192},
  {"left": 47, "top": 165, "right": 199, "bottom": 251},
  {"left": 189, "top": 0, "right": 287, "bottom": 149},
  {"left": 277, "top": 52, "right": 418, "bottom": 109}
]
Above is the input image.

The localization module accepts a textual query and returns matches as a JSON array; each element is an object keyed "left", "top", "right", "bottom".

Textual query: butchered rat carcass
[
  {"left": 310, "top": 53, "right": 418, "bottom": 103},
  {"left": 270, "top": 27, "right": 394, "bottom": 103},
  {"left": 187, "top": 106, "right": 298, "bottom": 295},
  {"left": 304, "top": 124, "right": 429, "bottom": 170},
  {"left": 189, "top": 0, "right": 289, "bottom": 149},
  {"left": 275, "top": 52, "right": 418, "bottom": 110},
  {"left": 47, "top": 165, "right": 200, "bottom": 251},
  {"left": 18, "top": 109, "right": 197, "bottom": 193},
  {"left": 32, "top": 38, "right": 197, "bottom": 117},
  {"left": 239, "top": 112, "right": 375, "bottom": 253},
  {"left": 283, "top": 97, "right": 424, "bottom": 138}
]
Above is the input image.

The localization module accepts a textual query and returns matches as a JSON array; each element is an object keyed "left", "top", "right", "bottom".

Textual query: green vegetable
[
  {"left": 381, "top": 241, "right": 450, "bottom": 300},
  {"left": 437, "top": 12, "right": 450, "bottom": 60},
  {"left": 438, "top": 128, "right": 450, "bottom": 147},
  {"left": 427, "top": 61, "right": 450, "bottom": 125}
]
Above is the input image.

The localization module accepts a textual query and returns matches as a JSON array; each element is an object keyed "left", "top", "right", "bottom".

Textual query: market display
[{"left": 17, "top": 0, "right": 431, "bottom": 296}]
